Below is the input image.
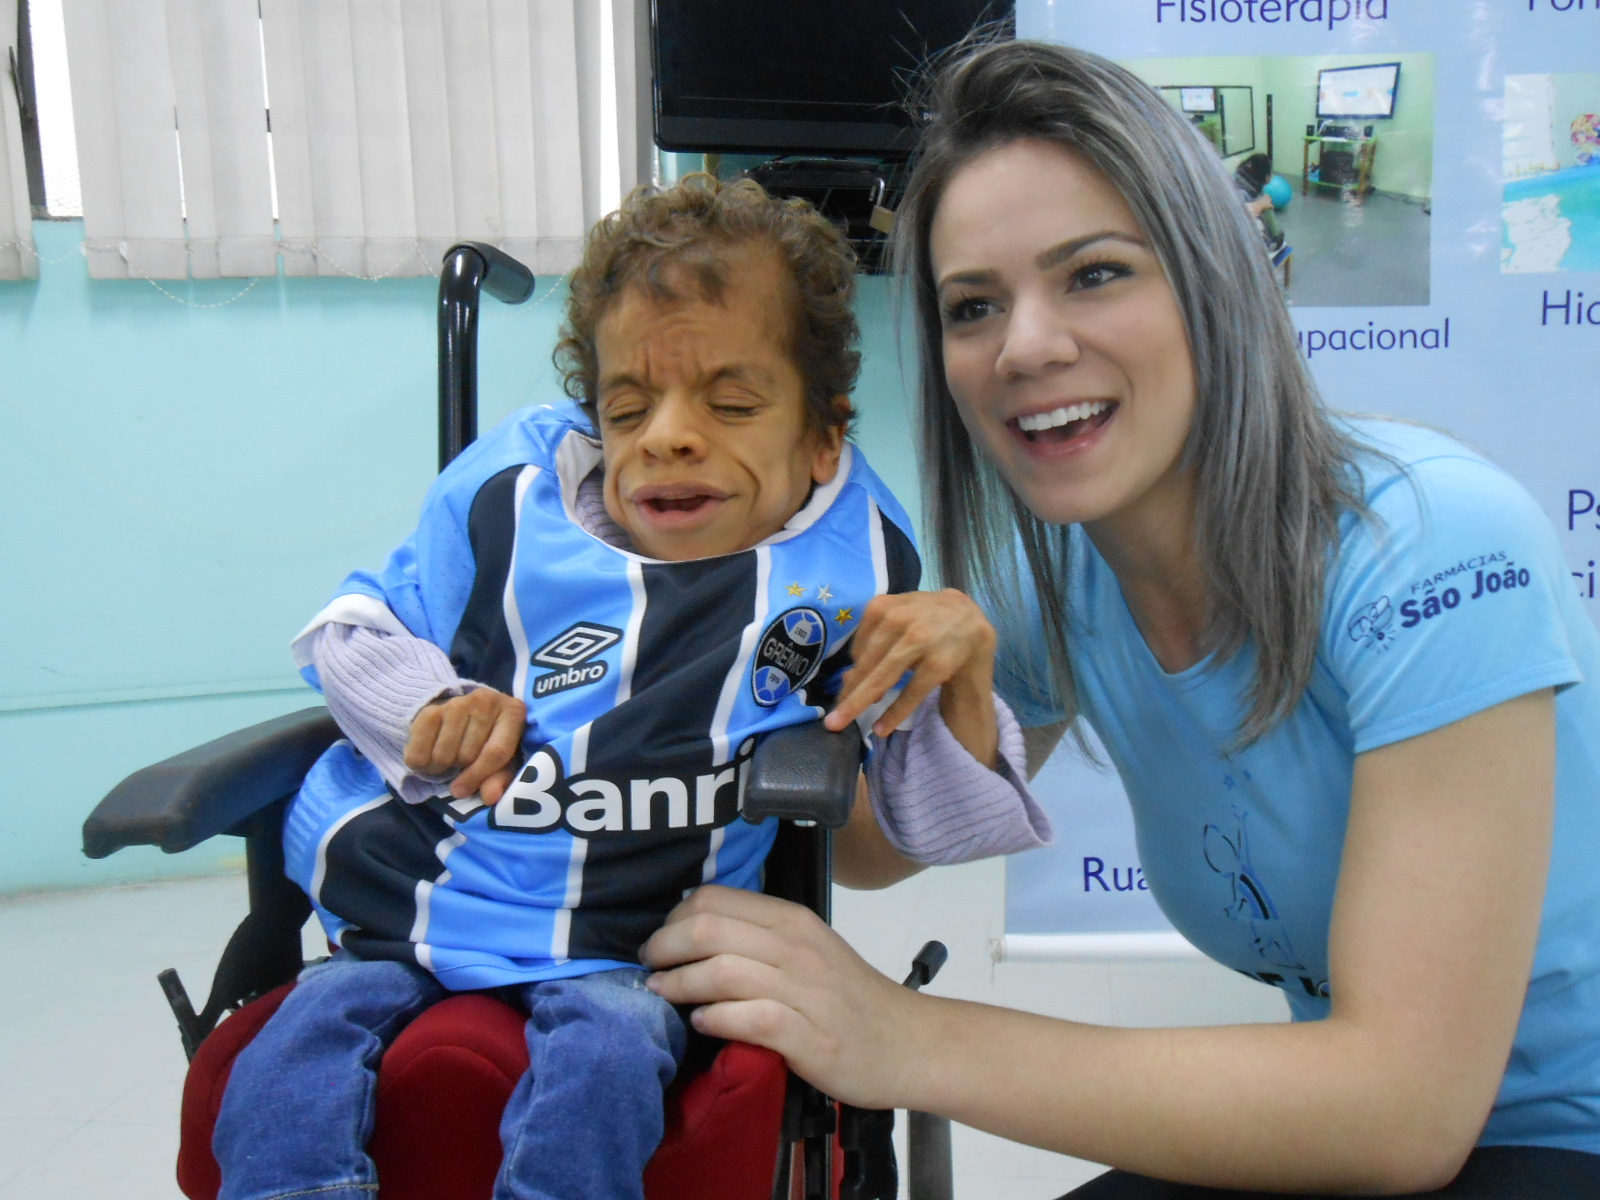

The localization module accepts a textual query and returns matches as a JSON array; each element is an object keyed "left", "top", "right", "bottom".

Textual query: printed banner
[{"left": 1003, "top": 0, "right": 1600, "bottom": 958}]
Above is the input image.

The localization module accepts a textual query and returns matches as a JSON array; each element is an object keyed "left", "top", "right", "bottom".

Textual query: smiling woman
[
  {"left": 641, "top": 39, "right": 1600, "bottom": 1199},
  {"left": 930, "top": 140, "right": 1197, "bottom": 562},
  {"left": 894, "top": 46, "right": 1366, "bottom": 736}
]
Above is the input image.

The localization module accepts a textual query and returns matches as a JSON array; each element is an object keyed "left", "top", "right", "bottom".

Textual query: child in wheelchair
[{"left": 212, "top": 176, "right": 1049, "bottom": 1200}]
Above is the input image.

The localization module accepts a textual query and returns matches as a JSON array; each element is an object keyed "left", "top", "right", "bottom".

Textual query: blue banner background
[{"left": 1007, "top": 0, "right": 1600, "bottom": 947}]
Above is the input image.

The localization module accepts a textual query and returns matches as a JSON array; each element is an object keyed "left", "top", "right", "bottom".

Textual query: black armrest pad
[
  {"left": 742, "top": 720, "right": 863, "bottom": 830},
  {"left": 83, "top": 706, "right": 341, "bottom": 858}
]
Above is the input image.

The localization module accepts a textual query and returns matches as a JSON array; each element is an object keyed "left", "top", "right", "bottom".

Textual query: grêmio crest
[{"left": 751, "top": 607, "right": 826, "bottom": 707}]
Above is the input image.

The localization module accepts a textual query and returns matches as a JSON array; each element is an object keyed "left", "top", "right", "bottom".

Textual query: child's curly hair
[{"left": 554, "top": 174, "right": 860, "bottom": 435}]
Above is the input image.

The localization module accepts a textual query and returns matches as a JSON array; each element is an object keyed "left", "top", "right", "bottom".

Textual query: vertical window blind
[
  {"left": 60, "top": 0, "right": 645, "bottom": 281},
  {"left": 0, "top": 0, "right": 38, "bottom": 279}
]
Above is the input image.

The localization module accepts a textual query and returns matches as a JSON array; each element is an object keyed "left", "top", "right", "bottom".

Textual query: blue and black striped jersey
[{"left": 283, "top": 402, "right": 920, "bottom": 990}]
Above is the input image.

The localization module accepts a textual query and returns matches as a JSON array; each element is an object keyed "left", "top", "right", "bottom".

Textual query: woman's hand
[
  {"left": 824, "top": 589, "right": 1000, "bottom": 766},
  {"left": 642, "top": 885, "right": 926, "bottom": 1110},
  {"left": 405, "top": 688, "right": 526, "bottom": 803}
]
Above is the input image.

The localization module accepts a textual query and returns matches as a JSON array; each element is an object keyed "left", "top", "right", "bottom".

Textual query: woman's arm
[
  {"left": 647, "top": 689, "right": 1554, "bottom": 1194},
  {"left": 833, "top": 777, "right": 925, "bottom": 889}
]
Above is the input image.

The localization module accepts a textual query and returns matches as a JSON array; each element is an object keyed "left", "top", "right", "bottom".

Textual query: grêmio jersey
[{"left": 283, "top": 401, "right": 920, "bottom": 991}]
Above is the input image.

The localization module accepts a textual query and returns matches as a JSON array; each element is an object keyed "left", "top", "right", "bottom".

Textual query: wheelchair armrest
[
  {"left": 83, "top": 706, "right": 341, "bottom": 859},
  {"left": 742, "top": 719, "right": 863, "bottom": 830}
]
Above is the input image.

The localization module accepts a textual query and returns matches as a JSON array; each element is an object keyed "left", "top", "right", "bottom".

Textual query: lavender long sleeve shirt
[{"left": 306, "top": 471, "right": 1050, "bottom": 864}]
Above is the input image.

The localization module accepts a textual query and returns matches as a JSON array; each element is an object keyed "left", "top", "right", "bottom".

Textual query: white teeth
[{"left": 1016, "top": 401, "right": 1109, "bottom": 433}]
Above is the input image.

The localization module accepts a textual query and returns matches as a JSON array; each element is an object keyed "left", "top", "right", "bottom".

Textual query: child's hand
[
  {"left": 824, "top": 589, "right": 999, "bottom": 767},
  {"left": 405, "top": 689, "right": 527, "bottom": 803}
]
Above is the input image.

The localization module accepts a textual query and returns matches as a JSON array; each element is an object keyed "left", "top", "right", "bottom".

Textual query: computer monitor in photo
[
  {"left": 1316, "top": 62, "right": 1401, "bottom": 121},
  {"left": 1179, "top": 86, "right": 1218, "bottom": 114}
]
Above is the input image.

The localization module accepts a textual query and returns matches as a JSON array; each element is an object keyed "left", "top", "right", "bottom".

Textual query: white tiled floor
[{"left": 0, "top": 860, "right": 1286, "bottom": 1199}]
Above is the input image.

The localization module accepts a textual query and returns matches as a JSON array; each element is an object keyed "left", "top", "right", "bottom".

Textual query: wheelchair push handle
[
  {"left": 438, "top": 240, "right": 536, "bottom": 309},
  {"left": 837, "top": 942, "right": 953, "bottom": 1200},
  {"left": 901, "top": 940, "right": 949, "bottom": 992},
  {"left": 437, "top": 242, "right": 536, "bottom": 470},
  {"left": 903, "top": 941, "right": 953, "bottom": 1200}
]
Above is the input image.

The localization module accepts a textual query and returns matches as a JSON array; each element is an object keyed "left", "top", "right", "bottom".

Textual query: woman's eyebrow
[
  {"left": 936, "top": 231, "right": 1146, "bottom": 292},
  {"left": 1033, "top": 230, "right": 1145, "bottom": 271},
  {"left": 936, "top": 265, "right": 997, "bottom": 292}
]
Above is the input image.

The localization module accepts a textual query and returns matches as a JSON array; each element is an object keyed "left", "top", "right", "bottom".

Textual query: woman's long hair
[{"left": 892, "top": 40, "right": 1370, "bottom": 744}]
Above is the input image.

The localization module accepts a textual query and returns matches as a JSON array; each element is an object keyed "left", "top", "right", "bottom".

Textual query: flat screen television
[
  {"left": 1179, "top": 86, "right": 1217, "bottom": 114},
  {"left": 1316, "top": 62, "right": 1401, "bottom": 120},
  {"left": 651, "top": 1, "right": 1013, "bottom": 157}
]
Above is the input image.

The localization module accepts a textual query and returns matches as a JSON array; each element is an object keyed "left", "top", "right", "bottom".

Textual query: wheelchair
[{"left": 82, "top": 243, "right": 954, "bottom": 1200}]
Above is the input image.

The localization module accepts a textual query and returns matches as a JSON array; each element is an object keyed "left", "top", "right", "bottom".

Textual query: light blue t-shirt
[{"left": 996, "top": 419, "right": 1600, "bottom": 1153}]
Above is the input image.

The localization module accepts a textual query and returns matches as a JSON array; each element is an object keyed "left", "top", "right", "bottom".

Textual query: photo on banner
[
  {"left": 1122, "top": 51, "right": 1436, "bottom": 307},
  {"left": 1002, "top": 0, "right": 1600, "bottom": 963},
  {"left": 1502, "top": 72, "right": 1600, "bottom": 273}
]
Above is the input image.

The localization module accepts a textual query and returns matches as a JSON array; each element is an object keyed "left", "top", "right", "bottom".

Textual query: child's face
[{"left": 595, "top": 246, "right": 845, "bottom": 561}]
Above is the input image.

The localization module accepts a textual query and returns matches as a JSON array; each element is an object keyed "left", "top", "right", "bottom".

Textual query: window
[
  {"left": 17, "top": 0, "right": 80, "bottom": 217},
  {"left": 13, "top": 0, "right": 644, "bottom": 280}
]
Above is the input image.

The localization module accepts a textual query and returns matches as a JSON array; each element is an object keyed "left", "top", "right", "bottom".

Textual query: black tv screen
[
  {"left": 1316, "top": 62, "right": 1401, "bottom": 120},
  {"left": 652, "top": 2, "right": 1013, "bottom": 157}
]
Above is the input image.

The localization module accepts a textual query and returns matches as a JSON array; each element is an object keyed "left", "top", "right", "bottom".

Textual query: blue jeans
[{"left": 214, "top": 954, "right": 688, "bottom": 1200}]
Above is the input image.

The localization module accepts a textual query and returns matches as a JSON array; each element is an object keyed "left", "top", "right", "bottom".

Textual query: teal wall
[{"left": 0, "top": 221, "right": 922, "bottom": 894}]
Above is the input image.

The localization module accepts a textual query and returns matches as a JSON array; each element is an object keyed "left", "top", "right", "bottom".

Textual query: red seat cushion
[{"left": 178, "top": 984, "right": 793, "bottom": 1200}]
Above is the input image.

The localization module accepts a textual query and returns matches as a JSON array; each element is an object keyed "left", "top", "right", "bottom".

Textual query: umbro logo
[
  {"left": 533, "top": 623, "right": 622, "bottom": 669},
  {"left": 531, "top": 623, "right": 622, "bottom": 698}
]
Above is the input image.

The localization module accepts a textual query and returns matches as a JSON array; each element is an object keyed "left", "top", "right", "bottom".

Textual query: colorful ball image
[{"left": 1573, "top": 114, "right": 1600, "bottom": 167}]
